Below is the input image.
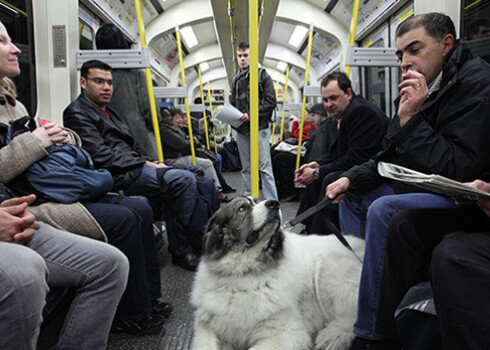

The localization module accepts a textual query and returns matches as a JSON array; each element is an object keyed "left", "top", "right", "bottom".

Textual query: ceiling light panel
[
  {"left": 180, "top": 26, "right": 198, "bottom": 49},
  {"left": 288, "top": 25, "right": 308, "bottom": 48}
]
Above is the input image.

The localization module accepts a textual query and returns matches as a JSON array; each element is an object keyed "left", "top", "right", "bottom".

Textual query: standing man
[
  {"left": 325, "top": 13, "right": 490, "bottom": 349},
  {"left": 230, "top": 41, "right": 278, "bottom": 200},
  {"left": 64, "top": 60, "right": 206, "bottom": 272},
  {"left": 295, "top": 72, "right": 388, "bottom": 233}
]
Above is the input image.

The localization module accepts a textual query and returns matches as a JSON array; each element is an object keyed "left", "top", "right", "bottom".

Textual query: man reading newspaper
[{"left": 324, "top": 13, "right": 490, "bottom": 350}]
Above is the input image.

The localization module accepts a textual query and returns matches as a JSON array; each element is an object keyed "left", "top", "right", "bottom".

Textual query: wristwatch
[{"left": 312, "top": 168, "right": 320, "bottom": 180}]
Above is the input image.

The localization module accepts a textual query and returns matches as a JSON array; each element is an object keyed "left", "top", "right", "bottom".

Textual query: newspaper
[{"left": 377, "top": 162, "right": 490, "bottom": 200}]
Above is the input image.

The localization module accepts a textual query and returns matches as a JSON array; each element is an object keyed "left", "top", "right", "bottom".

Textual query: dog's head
[{"left": 202, "top": 196, "right": 284, "bottom": 273}]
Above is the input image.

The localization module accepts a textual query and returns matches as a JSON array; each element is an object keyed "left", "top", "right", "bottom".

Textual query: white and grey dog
[{"left": 191, "top": 197, "right": 364, "bottom": 350}]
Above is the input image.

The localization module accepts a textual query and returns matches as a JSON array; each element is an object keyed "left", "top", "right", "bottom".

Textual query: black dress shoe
[
  {"left": 172, "top": 253, "right": 199, "bottom": 271},
  {"left": 152, "top": 300, "right": 173, "bottom": 318},
  {"left": 222, "top": 186, "right": 236, "bottom": 194},
  {"left": 111, "top": 315, "right": 166, "bottom": 336}
]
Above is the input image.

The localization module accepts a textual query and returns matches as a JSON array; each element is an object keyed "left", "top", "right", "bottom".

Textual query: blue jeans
[
  {"left": 339, "top": 186, "right": 456, "bottom": 339},
  {"left": 234, "top": 128, "right": 278, "bottom": 200},
  {"left": 125, "top": 165, "right": 201, "bottom": 256},
  {"left": 0, "top": 223, "right": 129, "bottom": 350},
  {"left": 83, "top": 195, "right": 161, "bottom": 320}
]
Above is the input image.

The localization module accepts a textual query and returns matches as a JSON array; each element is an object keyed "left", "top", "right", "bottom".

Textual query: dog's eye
[{"left": 238, "top": 205, "right": 248, "bottom": 212}]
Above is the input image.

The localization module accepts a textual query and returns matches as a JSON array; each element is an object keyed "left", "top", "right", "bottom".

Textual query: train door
[{"left": 360, "top": 25, "right": 390, "bottom": 116}]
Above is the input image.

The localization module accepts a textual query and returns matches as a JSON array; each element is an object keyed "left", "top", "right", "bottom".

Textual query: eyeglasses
[{"left": 86, "top": 77, "right": 113, "bottom": 86}]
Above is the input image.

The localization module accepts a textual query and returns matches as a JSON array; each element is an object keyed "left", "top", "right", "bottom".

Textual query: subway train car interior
[{"left": 1, "top": 0, "right": 489, "bottom": 349}]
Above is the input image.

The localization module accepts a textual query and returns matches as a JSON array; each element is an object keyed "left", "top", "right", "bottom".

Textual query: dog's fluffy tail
[{"left": 315, "top": 318, "right": 355, "bottom": 350}]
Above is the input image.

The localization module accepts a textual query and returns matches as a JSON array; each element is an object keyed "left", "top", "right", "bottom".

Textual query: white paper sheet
[{"left": 215, "top": 102, "right": 244, "bottom": 128}]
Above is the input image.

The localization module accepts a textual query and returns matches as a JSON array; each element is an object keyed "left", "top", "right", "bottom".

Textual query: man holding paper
[
  {"left": 323, "top": 13, "right": 490, "bottom": 349},
  {"left": 230, "top": 41, "right": 278, "bottom": 200}
]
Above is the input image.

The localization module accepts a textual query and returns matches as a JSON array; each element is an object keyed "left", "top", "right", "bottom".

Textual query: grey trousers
[
  {"left": 234, "top": 128, "right": 278, "bottom": 200},
  {"left": 0, "top": 222, "right": 129, "bottom": 350}
]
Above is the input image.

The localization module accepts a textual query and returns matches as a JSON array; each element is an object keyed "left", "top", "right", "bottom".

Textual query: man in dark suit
[{"left": 295, "top": 72, "right": 388, "bottom": 233}]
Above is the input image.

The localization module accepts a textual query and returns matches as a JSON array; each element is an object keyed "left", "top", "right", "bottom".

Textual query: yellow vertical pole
[
  {"left": 249, "top": 0, "right": 259, "bottom": 198},
  {"left": 295, "top": 27, "right": 314, "bottom": 170},
  {"left": 270, "top": 82, "right": 279, "bottom": 146},
  {"left": 134, "top": 0, "right": 164, "bottom": 161},
  {"left": 279, "top": 67, "right": 289, "bottom": 141},
  {"left": 79, "top": 23, "right": 84, "bottom": 42},
  {"left": 345, "top": 0, "right": 360, "bottom": 77},
  {"left": 175, "top": 26, "right": 196, "bottom": 165},
  {"left": 207, "top": 83, "right": 218, "bottom": 154},
  {"left": 198, "top": 68, "right": 210, "bottom": 149}
]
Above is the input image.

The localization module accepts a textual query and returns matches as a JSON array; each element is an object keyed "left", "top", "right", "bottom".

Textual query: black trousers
[
  {"left": 83, "top": 196, "right": 161, "bottom": 320},
  {"left": 377, "top": 205, "right": 490, "bottom": 349},
  {"left": 272, "top": 152, "right": 299, "bottom": 199},
  {"left": 296, "top": 170, "right": 342, "bottom": 233}
]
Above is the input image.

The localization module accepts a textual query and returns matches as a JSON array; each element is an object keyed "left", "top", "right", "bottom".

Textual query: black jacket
[
  {"left": 315, "top": 95, "right": 388, "bottom": 179},
  {"left": 63, "top": 95, "right": 148, "bottom": 190},
  {"left": 343, "top": 41, "right": 490, "bottom": 194},
  {"left": 230, "top": 67, "right": 277, "bottom": 135}
]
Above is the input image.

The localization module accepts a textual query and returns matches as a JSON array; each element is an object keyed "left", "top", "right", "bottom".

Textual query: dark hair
[
  {"left": 467, "top": 18, "right": 490, "bottom": 38},
  {"left": 96, "top": 23, "right": 130, "bottom": 50},
  {"left": 396, "top": 13, "right": 456, "bottom": 41},
  {"left": 194, "top": 97, "right": 202, "bottom": 104},
  {"left": 237, "top": 41, "right": 249, "bottom": 50},
  {"left": 321, "top": 72, "right": 353, "bottom": 94},
  {"left": 80, "top": 60, "right": 112, "bottom": 78},
  {"left": 168, "top": 107, "right": 184, "bottom": 117}
]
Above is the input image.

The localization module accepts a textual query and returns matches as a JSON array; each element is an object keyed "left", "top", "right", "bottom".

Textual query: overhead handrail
[
  {"left": 279, "top": 66, "right": 289, "bottom": 142},
  {"left": 77, "top": 49, "right": 151, "bottom": 69},
  {"left": 175, "top": 25, "right": 197, "bottom": 165},
  {"left": 249, "top": 0, "right": 259, "bottom": 198},
  {"left": 135, "top": 0, "right": 164, "bottom": 161},
  {"left": 295, "top": 25, "right": 314, "bottom": 171},
  {"left": 198, "top": 68, "right": 210, "bottom": 150},
  {"left": 345, "top": 0, "right": 360, "bottom": 77}
]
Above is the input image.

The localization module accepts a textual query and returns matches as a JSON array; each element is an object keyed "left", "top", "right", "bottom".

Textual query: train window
[
  {"left": 363, "top": 43, "right": 388, "bottom": 114},
  {"left": 461, "top": 0, "right": 490, "bottom": 62},
  {"left": 79, "top": 21, "right": 95, "bottom": 50},
  {"left": 461, "top": 0, "right": 490, "bottom": 40},
  {"left": 361, "top": 25, "right": 390, "bottom": 115},
  {"left": 1, "top": 0, "right": 36, "bottom": 115}
]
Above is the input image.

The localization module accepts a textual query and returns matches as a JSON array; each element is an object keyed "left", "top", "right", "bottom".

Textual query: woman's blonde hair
[{"left": 1, "top": 77, "right": 17, "bottom": 97}]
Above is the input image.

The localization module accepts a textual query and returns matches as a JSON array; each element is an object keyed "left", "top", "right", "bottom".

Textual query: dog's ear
[
  {"left": 203, "top": 215, "right": 223, "bottom": 257},
  {"left": 260, "top": 231, "right": 285, "bottom": 263}
]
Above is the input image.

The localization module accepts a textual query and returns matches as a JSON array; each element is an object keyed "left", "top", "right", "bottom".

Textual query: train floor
[{"left": 107, "top": 171, "right": 304, "bottom": 350}]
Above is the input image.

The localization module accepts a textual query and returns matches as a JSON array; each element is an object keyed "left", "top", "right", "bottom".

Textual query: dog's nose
[{"left": 265, "top": 200, "right": 280, "bottom": 210}]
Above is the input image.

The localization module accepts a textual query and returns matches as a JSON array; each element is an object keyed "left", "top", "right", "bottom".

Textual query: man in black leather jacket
[
  {"left": 64, "top": 60, "right": 203, "bottom": 272},
  {"left": 230, "top": 41, "right": 278, "bottom": 200}
]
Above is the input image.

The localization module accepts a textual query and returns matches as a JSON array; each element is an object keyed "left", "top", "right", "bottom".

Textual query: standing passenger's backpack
[{"left": 220, "top": 139, "right": 242, "bottom": 172}]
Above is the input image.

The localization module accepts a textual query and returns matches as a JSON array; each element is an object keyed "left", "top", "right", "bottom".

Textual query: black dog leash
[{"left": 283, "top": 192, "right": 363, "bottom": 263}]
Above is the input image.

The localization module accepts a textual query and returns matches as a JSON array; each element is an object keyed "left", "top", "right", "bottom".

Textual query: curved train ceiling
[{"left": 80, "top": 0, "right": 409, "bottom": 91}]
